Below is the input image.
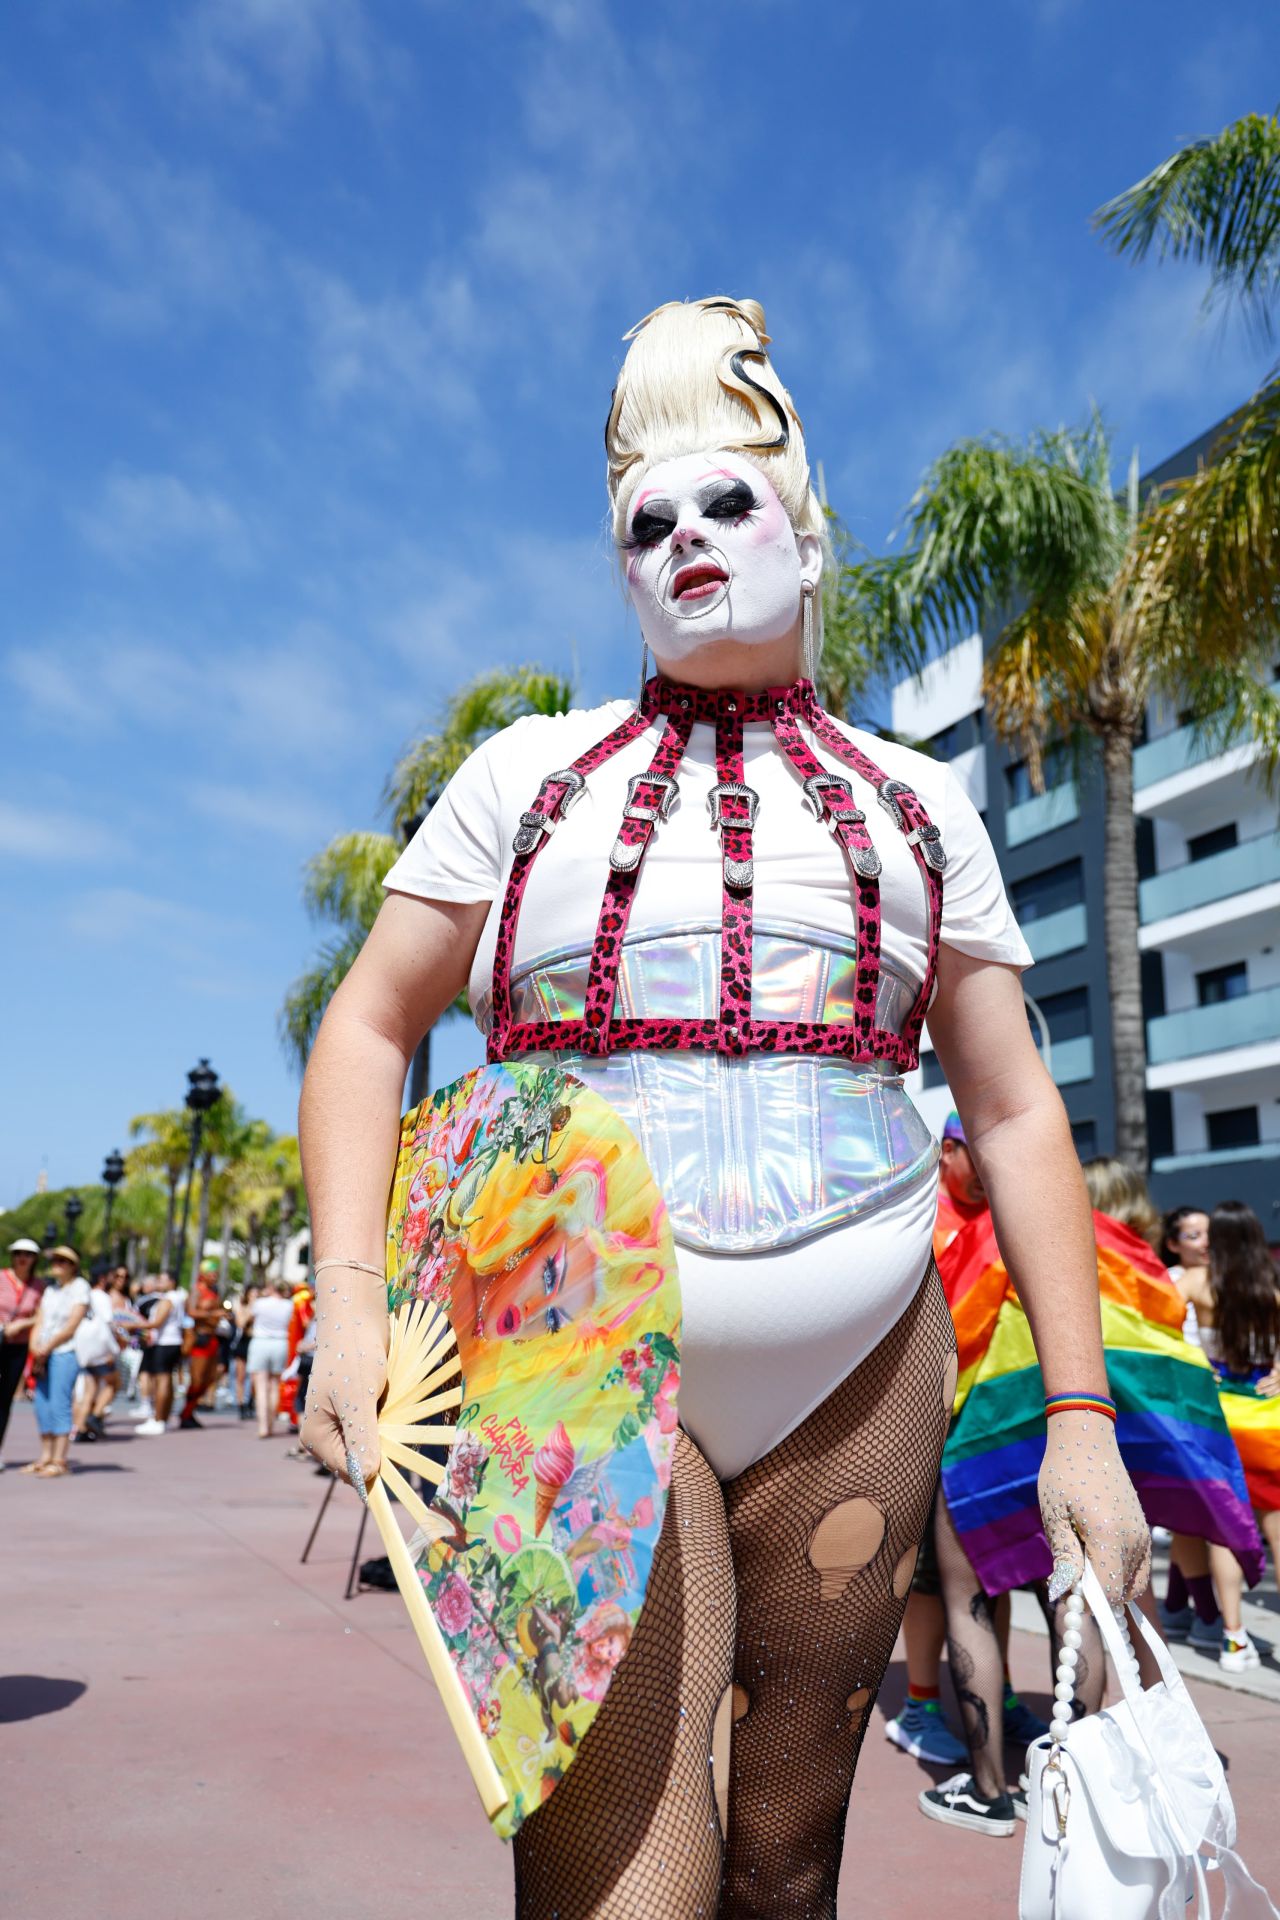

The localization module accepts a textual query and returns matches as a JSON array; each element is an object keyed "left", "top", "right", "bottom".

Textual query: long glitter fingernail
[
  {"left": 1048, "top": 1557, "right": 1078, "bottom": 1603},
  {"left": 346, "top": 1448, "right": 369, "bottom": 1507}
]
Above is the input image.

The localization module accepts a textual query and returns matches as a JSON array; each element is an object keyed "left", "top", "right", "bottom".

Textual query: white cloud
[
  {"left": 298, "top": 266, "right": 483, "bottom": 418},
  {"left": 166, "top": 0, "right": 404, "bottom": 125},
  {"left": 0, "top": 803, "right": 127, "bottom": 863},
  {"left": 78, "top": 470, "right": 255, "bottom": 569}
]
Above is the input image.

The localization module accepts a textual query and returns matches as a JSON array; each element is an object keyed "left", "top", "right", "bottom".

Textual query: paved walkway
[{"left": 6, "top": 1399, "right": 1279, "bottom": 1920}]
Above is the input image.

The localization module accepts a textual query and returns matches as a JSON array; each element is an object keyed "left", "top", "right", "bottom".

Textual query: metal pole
[{"left": 173, "top": 1112, "right": 203, "bottom": 1288}]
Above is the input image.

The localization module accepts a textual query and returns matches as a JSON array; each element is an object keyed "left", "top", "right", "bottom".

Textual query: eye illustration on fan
[{"left": 364, "top": 1061, "right": 681, "bottom": 1840}]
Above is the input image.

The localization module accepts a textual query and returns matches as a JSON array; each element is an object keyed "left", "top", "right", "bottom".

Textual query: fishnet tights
[{"left": 513, "top": 1265, "right": 955, "bottom": 1919}]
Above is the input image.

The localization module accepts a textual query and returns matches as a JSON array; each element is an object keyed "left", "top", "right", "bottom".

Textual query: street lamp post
[
  {"left": 101, "top": 1149, "right": 126, "bottom": 1261},
  {"left": 173, "top": 1059, "right": 222, "bottom": 1289},
  {"left": 63, "top": 1194, "right": 84, "bottom": 1250},
  {"left": 42, "top": 1218, "right": 58, "bottom": 1252}
]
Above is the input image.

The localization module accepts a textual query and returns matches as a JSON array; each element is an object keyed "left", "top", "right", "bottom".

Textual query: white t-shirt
[
  {"left": 249, "top": 1295, "right": 293, "bottom": 1339},
  {"left": 382, "top": 700, "right": 1031, "bottom": 1476},
  {"left": 36, "top": 1277, "right": 91, "bottom": 1348},
  {"left": 74, "top": 1287, "right": 120, "bottom": 1368},
  {"left": 151, "top": 1288, "right": 188, "bottom": 1347},
  {"left": 383, "top": 702, "right": 1031, "bottom": 1013}
]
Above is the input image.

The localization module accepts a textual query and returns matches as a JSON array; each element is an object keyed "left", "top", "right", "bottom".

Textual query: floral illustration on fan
[{"left": 383, "top": 1060, "right": 682, "bottom": 1838}]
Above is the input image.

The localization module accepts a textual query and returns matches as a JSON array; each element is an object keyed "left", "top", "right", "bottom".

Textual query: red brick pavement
[{"left": 5, "top": 1402, "right": 1278, "bottom": 1920}]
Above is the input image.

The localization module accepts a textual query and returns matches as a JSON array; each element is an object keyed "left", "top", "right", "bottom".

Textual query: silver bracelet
[{"left": 312, "top": 1258, "right": 385, "bottom": 1281}]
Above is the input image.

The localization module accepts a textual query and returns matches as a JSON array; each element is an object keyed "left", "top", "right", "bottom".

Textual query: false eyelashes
[{"left": 621, "top": 479, "right": 762, "bottom": 552}]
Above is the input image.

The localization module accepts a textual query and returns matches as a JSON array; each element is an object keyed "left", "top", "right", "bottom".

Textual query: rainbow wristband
[{"left": 1045, "top": 1391, "right": 1116, "bottom": 1422}]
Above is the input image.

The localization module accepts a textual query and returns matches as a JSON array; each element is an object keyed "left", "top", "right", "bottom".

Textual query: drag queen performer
[{"left": 298, "top": 298, "right": 1151, "bottom": 1917}]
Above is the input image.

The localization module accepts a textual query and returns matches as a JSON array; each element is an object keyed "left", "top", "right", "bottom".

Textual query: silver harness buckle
[
  {"left": 707, "top": 781, "right": 760, "bottom": 890},
  {"left": 803, "top": 773, "right": 882, "bottom": 880},
  {"left": 511, "top": 768, "right": 587, "bottom": 856},
  {"left": 609, "top": 772, "right": 680, "bottom": 873},
  {"left": 878, "top": 776, "right": 945, "bottom": 871}
]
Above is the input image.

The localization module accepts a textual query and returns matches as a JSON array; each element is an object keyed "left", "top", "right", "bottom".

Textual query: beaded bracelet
[{"left": 1045, "top": 1390, "right": 1116, "bottom": 1422}]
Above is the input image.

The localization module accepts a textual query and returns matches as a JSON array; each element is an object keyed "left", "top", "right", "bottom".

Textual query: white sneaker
[
  {"left": 129, "top": 1404, "right": 154, "bottom": 1420},
  {"left": 1220, "top": 1632, "right": 1261, "bottom": 1674},
  {"left": 135, "top": 1419, "right": 167, "bottom": 1436}
]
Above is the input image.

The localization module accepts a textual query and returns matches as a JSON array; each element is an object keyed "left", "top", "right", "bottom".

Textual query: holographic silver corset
[{"left": 475, "top": 921, "right": 939, "bottom": 1253}]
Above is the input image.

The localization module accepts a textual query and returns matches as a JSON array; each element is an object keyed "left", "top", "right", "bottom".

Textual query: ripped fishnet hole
[
  {"left": 513, "top": 1428, "right": 735, "bottom": 1919},
  {"left": 512, "top": 1265, "right": 954, "bottom": 1919},
  {"left": 720, "top": 1268, "right": 954, "bottom": 1917}
]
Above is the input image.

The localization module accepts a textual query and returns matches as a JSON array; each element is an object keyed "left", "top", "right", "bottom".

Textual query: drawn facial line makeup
[{"left": 624, "top": 478, "right": 762, "bottom": 552}]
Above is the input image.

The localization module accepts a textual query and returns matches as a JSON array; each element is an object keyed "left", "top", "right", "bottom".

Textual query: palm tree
[
  {"left": 1093, "top": 108, "right": 1280, "bottom": 750},
  {"left": 127, "top": 1108, "right": 193, "bottom": 1270},
  {"left": 834, "top": 410, "right": 1275, "bottom": 1173},
  {"left": 280, "top": 664, "right": 574, "bottom": 1077}
]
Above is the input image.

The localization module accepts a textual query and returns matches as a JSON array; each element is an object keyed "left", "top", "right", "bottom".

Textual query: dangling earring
[
  {"left": 637, "top": 638, "right": 651, "bottom": 707},
  {"left": 801, "top": 582, "right": 816, "bottom": 683}
]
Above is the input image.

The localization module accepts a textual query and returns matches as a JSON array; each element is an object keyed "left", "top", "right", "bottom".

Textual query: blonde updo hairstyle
[{"left": 605, "top": 297, "right": 829, "bottom": 642}]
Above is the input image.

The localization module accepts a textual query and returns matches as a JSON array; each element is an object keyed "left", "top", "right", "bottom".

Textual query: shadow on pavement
[{"left": 0, "top": 1675, "right": 87, "bottom": 1723}]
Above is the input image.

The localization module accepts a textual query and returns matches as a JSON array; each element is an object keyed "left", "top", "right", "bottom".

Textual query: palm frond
[
  {"left": 279, "top": 929, "right": 370, "bottom": 1075},
  {"left": 382, "top": 666, "right": 574, "bottom": 829},
  {"left": 899, "top": 421, "right": 1123, "bottom": 643},
  {"left": 301, "top": 831, "right": 400, "bottom": 934},
  {"left": 1162, "top": 662, "right": 1280, "bottom": 797},
  {"left": 1123, "top": 374, "right": 1280, "bottom": 666},
  {"left": 820, "top": 543, "right": 932, "bottom": 715},
  {"left": 1094, "top": 110, "right": 1280, "bottom": 337},
  {"left": 981, "top": 599, "right": 1103, "bottom": 784}
]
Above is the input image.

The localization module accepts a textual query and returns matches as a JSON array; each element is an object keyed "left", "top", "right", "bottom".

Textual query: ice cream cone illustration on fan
[
  {"left": 370, "top": 1061, "right": 681, "bottom": 1841},
  {"left": 533, "top": 1422, "right": 576, "bottom": 1536}
]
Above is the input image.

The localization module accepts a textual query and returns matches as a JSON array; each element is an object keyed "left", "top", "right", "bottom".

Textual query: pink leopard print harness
[{"left": 487, "top": 676, "right": 946, "bottom": 1071}]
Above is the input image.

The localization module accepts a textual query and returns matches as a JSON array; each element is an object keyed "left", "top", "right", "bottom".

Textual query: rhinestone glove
[
  {"left": 1039, "top": 1409, "right": 1151, "bottom": 1606},
  {"left": 299, "top": 1268, "right": 388, "bottom": 1498}
]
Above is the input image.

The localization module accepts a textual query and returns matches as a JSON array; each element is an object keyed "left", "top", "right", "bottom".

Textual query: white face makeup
[{"left": 619, "top": 451, "right": 820, "bottom": 669}]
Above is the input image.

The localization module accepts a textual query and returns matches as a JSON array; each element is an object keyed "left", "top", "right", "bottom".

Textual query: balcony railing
[
  {"left": 1139, "top": 833, "right": 1280, "bottom": 924},
  {"left": 1146, "top": 983, "right": 1280, "bottom": 1066},
  {"left": 1036, "top": 1033, "right": 1093, "bottom": 1086},
  {"left": 1151, "top": 1143, "right": 1280, "bottom": 1176},
  {"left": 1133, "top": 724, "right": 1216, "bottom": 789},
  {"left": 1006, "top": 781, "right": 1079, "bottom": 848},
  {"left": 1022, "top": 903, "right": 1087, "bottom": 962}
]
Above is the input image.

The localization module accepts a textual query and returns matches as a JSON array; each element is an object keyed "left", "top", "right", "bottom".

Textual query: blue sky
[{"left": 2, "top": 0, "right": 1273, "bottom": 1205}]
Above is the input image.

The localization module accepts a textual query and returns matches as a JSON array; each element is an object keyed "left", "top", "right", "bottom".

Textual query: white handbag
[{"left": 1019, "top": 1560, "right": 1279, "bottom": 1920}]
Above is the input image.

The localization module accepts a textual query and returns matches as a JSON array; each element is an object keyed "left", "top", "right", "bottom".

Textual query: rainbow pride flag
[
  {"left": 1213, "top": 1365, "right": 1280, "bottom": 1517},
  {"left": 939, "top": 1208, "right": 1265, "bottom": 1595}
]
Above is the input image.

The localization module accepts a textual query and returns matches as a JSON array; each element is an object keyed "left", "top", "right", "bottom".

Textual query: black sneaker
[
  {"left": 178, "top": 1415, "right": 204, "bottom": 1430},
  {"left": 919, "top": 1772, "right": 1017, "bottom": 1836}
]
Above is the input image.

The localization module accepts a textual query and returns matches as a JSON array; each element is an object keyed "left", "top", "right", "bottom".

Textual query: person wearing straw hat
[
  {"left": 24, "top": 1246, "right": 90, "bottom": 1477},
  {"left": 0, "top": 1237, "right": 44, "bottom": 1468}
]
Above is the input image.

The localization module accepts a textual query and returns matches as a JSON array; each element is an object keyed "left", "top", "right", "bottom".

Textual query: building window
[
  {"left": 1071, "top": 1119, "right": 1098, "bottom": 1158},
  {"left": 1206, "top": 1107, "right": 1261, "bottom": 1152},
  {"left": 1006, "top": 746, "right": 1067, "bottom": 806},
  {"left": 1029, "top": 985, "right": 1089, "bottom": 1044},
  {"left": 1187, "top": 822, "right": 1238, "bottom": 863},
  {"left": 919, "top": 1053, "right": 948, "bottom": 1090},
  {"left": 1012, "top": 858, "right": 1084, "bottom": 923},
  {"left": 1197, "top": 961, "right": 1249, "bottom": 1006}
]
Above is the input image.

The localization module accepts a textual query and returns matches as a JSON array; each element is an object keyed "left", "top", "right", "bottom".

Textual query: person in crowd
[
  {"left": 886, "top": 1114, "right": 1048, "bottom": 1773},
  {"left": 283, "top": 1274, "right": 315, "bottom": 1433},
  {"left": 136, "top": 1270, "right": 187, "bottom": 1436},
  {"left": 1176, "top": 1200, "right": 1280, "bottom": 1673},
  {"left": 23, "top": 1247, "right": 91, "bottom": 1477},
  {"left": 241, "top": 1279, "right": 292, "bottom": 1438},
  {"left": 0, "top": 1237, "right": 44, "bottom": 1467},
  {"left": 1161, "top": 1205, "right": 1210, "bottom": 1291},
  {"left": 1078, "top": 1154, "right": 1162, "bottom": 1252},
  {"left": 178, "top": 1258, "right": 222, "bottom": 1430},
  {"left": 72, "top": 1264, "right": 121, "bottom": 1442},
  {"left": 108, "top": 1271, "right": 147, "bottom": 1407},
  {"left": 932, "top": 1110, "right": 988, "bottom": 1259},
  {"left": 230, "top": 1283, "right": 258, "bottom": 1418},
  {"left": 1154, "top": 1202, "right": 1227, "bottom": 1650},
  {"left": 128, "top": 1273, "right": 161, "bottom": 1419}
]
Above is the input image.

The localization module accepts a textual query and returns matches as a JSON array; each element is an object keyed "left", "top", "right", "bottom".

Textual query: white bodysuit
[{"left": 384, "top": 699, "right": 1031, "bottom": 1478}]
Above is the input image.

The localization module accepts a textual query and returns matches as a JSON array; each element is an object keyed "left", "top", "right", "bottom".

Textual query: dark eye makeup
[
  {"left": 699, "top": 478, "right": 759, "bottom": 519},
  {"left": 623, "top": 499, "right": 678, "bottom": 550},
  {"left": 622, "top": 477, "right": 761, "bottom": 552}
]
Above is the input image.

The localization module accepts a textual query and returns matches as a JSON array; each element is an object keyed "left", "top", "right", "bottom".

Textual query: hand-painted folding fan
[{"left": 367, "top": 1060, "right": 680, "bottom": 1839}]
